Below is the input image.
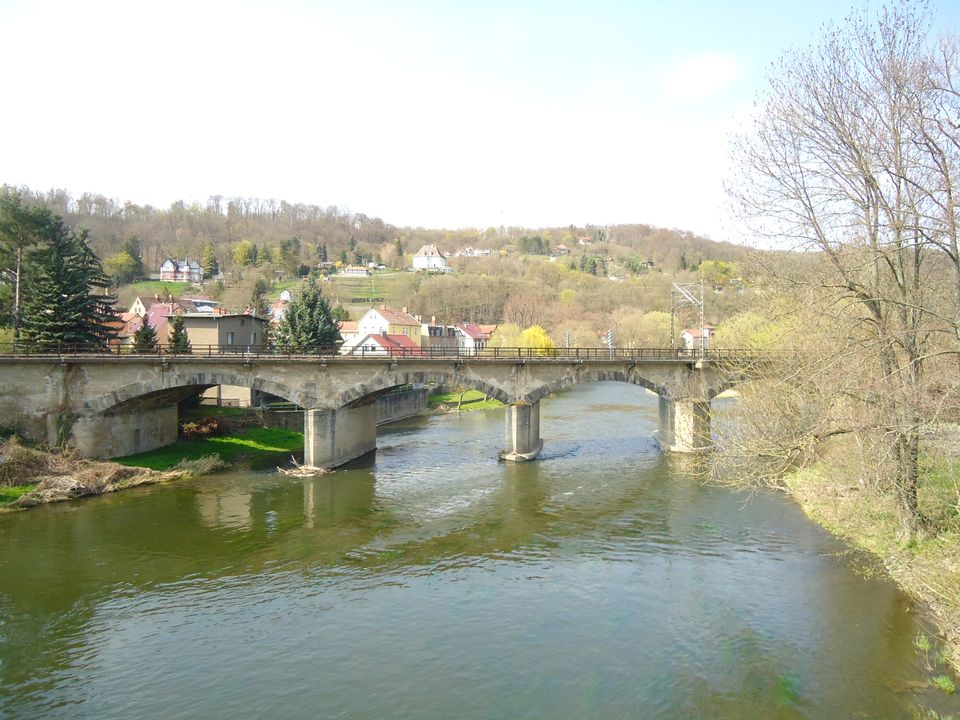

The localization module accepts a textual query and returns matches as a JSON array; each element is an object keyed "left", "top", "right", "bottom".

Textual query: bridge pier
[
  {"left": 657, "top": 396, "right": 712, "bottom": 452},
  {"left": 500, "top": 401, "right": 542, "bottom": 462},
  {"left": 70, "top": 406, "right": 179, "bottom": 459},
  {"left": 304, "top": 401, "right": 378, "bottom": 469}
]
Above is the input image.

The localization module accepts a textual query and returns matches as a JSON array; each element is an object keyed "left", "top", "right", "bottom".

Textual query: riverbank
[
  {"left": 0, "top": 439, "right": 223, "bottom": 511},
  {"left": 114, "top": 427, "right": 304, "bottom": 470},
  {"left": 429, "top": 389, "right": 504, "bottom": 413},
  {"left": 784, "top": 458, "right": 960, "bottom": 674}
]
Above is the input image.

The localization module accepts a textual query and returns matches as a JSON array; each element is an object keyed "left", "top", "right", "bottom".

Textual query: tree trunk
[
  {"left": 894, "top": 430, "right": 921, "bottom": 541},
  {"left": 12, "top": 245, "right": 22, "bottom": 342}
]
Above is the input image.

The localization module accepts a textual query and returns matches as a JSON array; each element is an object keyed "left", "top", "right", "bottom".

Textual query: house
[
  {"left": 159, "top": 258, "right": 204, "bottom": 283},
  {"left": 420, "top": 317, "right": 459, "bottom": 354},
  {"left": 680, "top": 324, "right": 716, "bottom": 351},
  {"left": 338, "top": 321, "right": 361, "bottom": 353},
  {"left": 128, "top": 296, "right": 150, "bottom": 317},
  {"left": 554, "top": 244, "right": 570, "bottom": 255},
  {"left": 176, "top": 313, "right": 268, "bottom": 406},
  {"left": 454, "top": 323, "right": 493, "bottom": 355},
  {"left": 412, "top": 244, "right": 448, "bottom": 271},
  {"left": 341, "top": 265, "right": 369, "bottom": 277},
  {"left": 348, "top": 332, "right": 423, "bottom": 357},
  {"left": 357, "top": 305, "right": 422, "bottom": 341}
]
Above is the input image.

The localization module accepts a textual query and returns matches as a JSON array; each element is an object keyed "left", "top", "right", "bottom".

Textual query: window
[
  {"left": 251, "top": 332, "right": 257, "bottom": 345},
  {"left": 227, "top": 331, "right": 235, "bottom": 345}
]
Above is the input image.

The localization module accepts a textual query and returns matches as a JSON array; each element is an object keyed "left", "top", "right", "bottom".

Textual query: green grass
[
  {"left": 429, "top": 390, "right": 504, "bottom": 412},
  {"left": 114, "top": 427, "right": 303, "bottom": 470},
  {"left": 0, "top": 484, "right": 37, "bottom": 505},
  {"left": 118, "top": 280, "right": 192, "bottom": 303}
]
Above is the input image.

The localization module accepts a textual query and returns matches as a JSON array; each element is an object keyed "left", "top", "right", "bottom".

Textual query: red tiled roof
[
  {"left": 338, "top": 321, "right": 359, "bottom": 333},
  {"left": 354, "top": 333, "right": 423, "bottom": 355},
  {"left": 456, "top": 322, "right": 491, "bottom": 340},
  {"left": 374, "top": 306, "right": 420, "bottom": 326}
]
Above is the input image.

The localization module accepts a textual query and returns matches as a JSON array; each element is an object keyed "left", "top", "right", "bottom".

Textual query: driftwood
[{"left": 278, "top": 456, "right": 330, "bottom": 477}]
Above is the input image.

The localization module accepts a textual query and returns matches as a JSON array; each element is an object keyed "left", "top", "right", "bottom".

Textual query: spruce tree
[
  {"left": 132, "top": 320, "right": 158, "bottom": 353},
  {"left": 275, "top": 277, "right": 340, "bottom": 353},
  {"left": 168, "top": 313, "right": 191, "bottom": 353},
  {"left": 21, "top": 219, "right": 117, "bottom": 351}
]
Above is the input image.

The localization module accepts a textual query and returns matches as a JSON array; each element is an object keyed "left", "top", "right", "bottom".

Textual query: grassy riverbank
[
  {"left": 429, "top": 390, "right": 504, "bottom": 413},
  {"left": 114, "top": 427, "right": 303, "bottom": 470},
  {"left": 785, "top": 458, "right": 960, "bottom": 673}
]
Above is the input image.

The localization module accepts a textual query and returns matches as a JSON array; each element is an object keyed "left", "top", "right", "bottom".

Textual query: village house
[
  {"left": 357, "top": 305, "right": 421, "bottom": 341},
  {"left": 348, "top": 332, "right": 422, "bottom": 357},
  {"left": 454, "top": 323, "right": 493, "bottom": 355},
  {"left": 176, "top": 312, "right": 267, "bottom": 405},
  {"left": 680, "top": 324, "right": 716, "bottom": 351},
  {"left": 338, "top": 321, "right": 361, "bottom": 353},
  {"left": 341, "top": 265, "right": 369, "bottom": 277},
  {"left": 420, "top": 317, "right": 459, "bottom": 354},
  {"left": 412, "top": 244, "right": 449, "bottom": 272},
  {"left": 159, "top": 258, "right": 204, "bottom": 283}
]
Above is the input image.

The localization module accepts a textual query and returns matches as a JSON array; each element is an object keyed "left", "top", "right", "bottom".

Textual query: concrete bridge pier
[
  {"left": 71, "top": 406, "right": 179, "bottom": 459},
  {"left": 304, "top": 400, "right": 378, "bottom": 468},
  {"left": 657, "top": 396, "right": 712, "bottom": 452},
  {"left": 500, "top": 401, "right": 542, "bottom": 462}
]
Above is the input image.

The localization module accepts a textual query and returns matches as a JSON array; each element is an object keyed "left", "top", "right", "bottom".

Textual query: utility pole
[{"left": 670, "top": 281, "right": 705, "bottom": 357}]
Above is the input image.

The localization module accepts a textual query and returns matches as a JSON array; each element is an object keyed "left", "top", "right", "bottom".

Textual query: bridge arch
[
  {"left": 334, "top": 368, "right": 512, "bottom": 408},
  {"left": 83, "top": 369, "right": 320, "bottom": 415},
  {"left": 520, "top": 368, "right": 669, "bottom": 405}
]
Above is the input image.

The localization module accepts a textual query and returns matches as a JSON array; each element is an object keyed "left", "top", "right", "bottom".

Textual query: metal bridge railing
[{"left": 0, "top": 342, "right": 779, "bottom": 363}]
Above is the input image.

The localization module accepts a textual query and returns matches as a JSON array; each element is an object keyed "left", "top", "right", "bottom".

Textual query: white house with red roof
[
  {"left": 348, "top": 332, "right": 422, "bottom": 357},
  {"left": 338, "top": 321, "right": 361, "bottom": 353},
  {"left": 680, "top": 324, "right": 716, "bottom": 351},
  {"left": 454, "top": 323, "right": 492, "bottom": 355}
]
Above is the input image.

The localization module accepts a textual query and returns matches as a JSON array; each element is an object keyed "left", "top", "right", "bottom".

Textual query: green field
[
  {"left": 116, "top": 281, "right": 193, "bottom": 307},
  {"left": 113, "top": 427, "right": 303, "bottom": 470},
  {"left": 428, "top": 390, "right": 504, "bottom": 412}
]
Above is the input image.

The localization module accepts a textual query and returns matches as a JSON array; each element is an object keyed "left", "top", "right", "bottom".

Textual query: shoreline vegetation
[
  {"left": 0, "top": 438, "right": 226, "bottom": 511},
  {"left": 0, "top": 427, "right": 304, "bottom": 511},
  {"left": 783, "top": 453, "right": 960, "bottom": 675}
]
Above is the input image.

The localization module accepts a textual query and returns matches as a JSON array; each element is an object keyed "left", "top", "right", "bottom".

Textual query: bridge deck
[{"left": 0, "top": 344, "right": 770, "bottom": 364}]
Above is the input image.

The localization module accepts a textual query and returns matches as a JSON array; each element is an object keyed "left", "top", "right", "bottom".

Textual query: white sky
[{"left": 2, "top": 0, "right": 959, "bottom": 240}]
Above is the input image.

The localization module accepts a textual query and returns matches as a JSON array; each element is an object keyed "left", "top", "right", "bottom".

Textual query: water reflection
[{"left": 0, "top": 383, "right": 957, "bottom": 719}]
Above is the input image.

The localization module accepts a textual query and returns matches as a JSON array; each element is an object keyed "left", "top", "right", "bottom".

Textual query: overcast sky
[{"left": 3, "top": 0, "right": 959, "bottom": 239}]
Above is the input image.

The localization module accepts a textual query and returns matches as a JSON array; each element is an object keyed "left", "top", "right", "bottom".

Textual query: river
[{"left": 1, "top": 382, "right": 957, "bottom": 719}]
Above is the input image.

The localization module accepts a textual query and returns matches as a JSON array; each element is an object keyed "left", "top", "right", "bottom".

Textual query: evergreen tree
[
  {"left": 21, "top": 219, "right": 117, "bottom": 351},
  {"left": 132, "top": 320, "right": 158, "bottom": 353},
  {"left": 121, "top": 236, "right": 145, "bottom": 280},
  {"left": 168, "top": 313, "right": 191, "bottom": 353},
  {"left": 317, "top": 241, "right": 328, "bottom": 263},
  {"left": 0, "top": 193, "right": 50, "bottom": 341},
  {"left": 202, "top": 243, "right": 219, "bottom": 278},
  {"left": 275, "top": 277, "right": 340, "bottom": 352}
]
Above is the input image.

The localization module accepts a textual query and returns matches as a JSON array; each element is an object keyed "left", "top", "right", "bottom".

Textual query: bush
[{"left": 180, "top": 418, "right": 220, "bottom": 440}]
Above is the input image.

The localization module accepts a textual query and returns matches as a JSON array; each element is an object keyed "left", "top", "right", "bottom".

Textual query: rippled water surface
[{"left": 1, "top": 383, "right": 958, "bottom": 719}]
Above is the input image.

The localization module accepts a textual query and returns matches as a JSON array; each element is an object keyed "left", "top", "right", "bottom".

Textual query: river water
[{"left": 1, "top": 383, "right": 957, "bottom": 719}]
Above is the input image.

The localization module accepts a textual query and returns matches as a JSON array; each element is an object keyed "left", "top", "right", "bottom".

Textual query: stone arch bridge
[{"left": 0, "top": 350, "right": 760, "bottom": 467}]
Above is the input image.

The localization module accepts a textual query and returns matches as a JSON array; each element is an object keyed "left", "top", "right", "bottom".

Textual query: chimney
[
  {"left": 154, "top": 293, "right": 160, "bottom": 301},
  {"left": 402, "top": 306, "right": 408, "bottom": 314},
  {"left": 414, "top": 314, "right": 422, "bottom": 323},
  {"left": 431, "top": 315, "right": 436, "bottom": 325}
]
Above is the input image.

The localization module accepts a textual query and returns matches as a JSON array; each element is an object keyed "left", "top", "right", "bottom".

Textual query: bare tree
[{"left": 727, "top": 2, "right": 960, "bottom": 538}]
